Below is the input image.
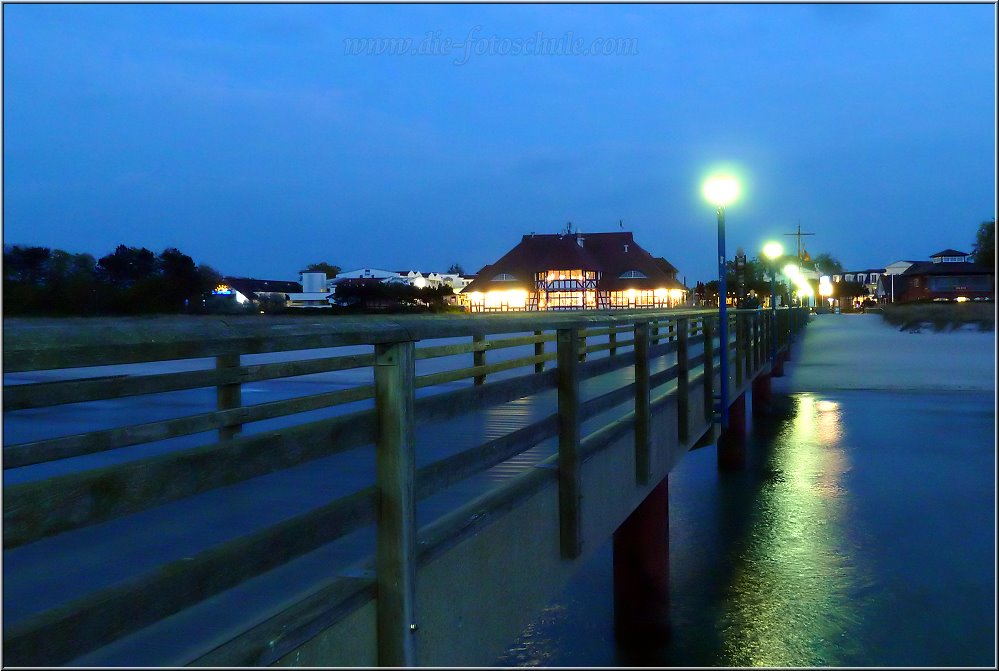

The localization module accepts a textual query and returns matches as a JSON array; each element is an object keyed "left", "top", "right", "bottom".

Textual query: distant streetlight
[
  {"left": 762, "top": 241, "right": 783, "bottom": 365},
  {"left": 819, "top": 275, "right": 834, "bottom": 310},
  {"left": 703, "top": 174, "right": 741, "bottom": 431}
]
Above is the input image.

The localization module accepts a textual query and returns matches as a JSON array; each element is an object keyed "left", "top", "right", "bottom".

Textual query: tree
[
  {"left": 45, "top": 250, "right": 99, "bottom": 314},
  {"left": 809, "top": 253, "right": 843, "bottom": 275},
  {"left": 97, "top": 245, "right": 157, "bottom": 288},
  {"left": 3, "top": 245, "right": 53, "bottom": 313},
  {"left": 447, "top": 263, "right": 465, "bottom": 275},
  {"left": 836, "top": 281, "right": 868, "bottom": 302},
  {"left": 3, "top": 245, "right": 51, "bottom": 285},
  {"left": 972, "top": 219, "right": 995, "bottom": 267},
  {"left": 157, "top": 248, "right": 203, "bottom": 311},
  {"left": 304, "top": 262, "right": 341, "bottom": 279}
]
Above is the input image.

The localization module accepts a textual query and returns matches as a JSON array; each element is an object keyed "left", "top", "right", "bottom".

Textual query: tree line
[{"left": 3, "top": 244, "right": 222, "bottom": 315}]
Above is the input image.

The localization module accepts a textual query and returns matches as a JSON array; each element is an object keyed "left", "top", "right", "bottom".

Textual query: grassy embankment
[{"left": 881, "top": 302, "right": 995, "bottom": 332}]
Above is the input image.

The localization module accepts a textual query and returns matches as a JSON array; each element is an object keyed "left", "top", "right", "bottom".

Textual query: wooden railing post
[
  {"left": 473, "top": 334, "right": 486, "bottom": 385},
  {"left": 374, "top": 340, "right": 418, "bottom": 667},
  {"left": 676, "top": 317, "right": 689, "bottom": 443},
  {"left": 216, "top": 354, "right": 242, "bottom": 441},
  {"left": 782, "top": 308, "right": 790, "bottom": 351},
  {"left": 578, "top": 331, "right": 587, "bottom": 363},
  {"left": 534, "top": 330, "right": 545, "bottom": 373},
  {"left": 751, "top": 312, "right": 759, "bottom": 371},
  {"left": 735, "top": 314, "right": 745, "bottom": 389},
  {"left": 556, "top": 328, "right": 582, "bottom": 559},
  {"left": 609, "top": 328, "right": 617, "bottom": 356},
  {"left": 633, "top": 321, "right": 651, "bottom": 485},
  {"left": 703, "top": 316, "right": 715, "bottom": 422}
]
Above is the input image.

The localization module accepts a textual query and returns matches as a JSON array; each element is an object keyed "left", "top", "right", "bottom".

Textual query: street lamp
[
  {"left": 819, "top": 275, "right": 833, "bottom": 311},
  {"left": 703, "top": 175, "right": 740, "bottom": 430},
  {"left": 762, "top": 241, "right": 783, "bottom": 365}
]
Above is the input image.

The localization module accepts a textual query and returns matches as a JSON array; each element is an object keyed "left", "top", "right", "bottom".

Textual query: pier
[{"left": 3, "top": 307, "right": 809, "bottom": 666}]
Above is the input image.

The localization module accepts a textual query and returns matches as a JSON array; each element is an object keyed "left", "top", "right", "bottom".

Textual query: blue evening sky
[{"left": 3, "top": 3, "right": 995, "bottom": 283}]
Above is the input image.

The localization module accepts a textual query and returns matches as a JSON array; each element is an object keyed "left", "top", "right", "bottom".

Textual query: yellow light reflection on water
[{"left": 718, "top": 394, "right": 860, "bottom": 667}]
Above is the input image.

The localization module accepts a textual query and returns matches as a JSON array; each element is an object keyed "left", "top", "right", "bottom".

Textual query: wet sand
[{"left": 775, "top": 312, "right": 996, "bottom": 393}]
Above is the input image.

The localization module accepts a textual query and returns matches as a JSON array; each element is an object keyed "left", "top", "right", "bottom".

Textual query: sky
[{"left": 2, "top": 3, "right": 996, "bottom": 284}]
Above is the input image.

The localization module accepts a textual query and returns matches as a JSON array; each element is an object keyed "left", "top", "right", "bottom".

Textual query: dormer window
[
  {"left": 493, "top": 273, "right": 517, "bottom": 281},
  {"left": 623, "top": 244, "right": 630, "bottom": 253},
  {"left": 619, "top": 270, "right": 647, "bottom": 279}
]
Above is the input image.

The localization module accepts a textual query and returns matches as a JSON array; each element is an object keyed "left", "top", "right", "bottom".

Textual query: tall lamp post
[
  {"left": 762, "top": 242, "right": 783, "bottom": 366},
  {"left": 703, "top": 175, "right": 740, "bottom": 430}
]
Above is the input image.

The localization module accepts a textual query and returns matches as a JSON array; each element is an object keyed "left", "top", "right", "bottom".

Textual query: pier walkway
[{"left": 2, "top": 307, "right": 808, "bottom": 666}]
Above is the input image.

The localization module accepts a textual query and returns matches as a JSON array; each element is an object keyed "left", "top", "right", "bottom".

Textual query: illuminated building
[
  {"left": 461, "top": 231, "right": 688, "bottom": 312},
  {"left": 874, "top": 249, "right": 994, "bottom": 303},
  {"left": 215, "top": 276, "right": 302, "bottom": 306}
]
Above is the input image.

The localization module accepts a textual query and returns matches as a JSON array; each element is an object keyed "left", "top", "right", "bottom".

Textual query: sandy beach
[{"left": 774, "top": 312, "right": 996, "bottom": 394}]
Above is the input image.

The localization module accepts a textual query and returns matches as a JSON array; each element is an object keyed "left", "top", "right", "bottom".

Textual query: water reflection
[{"left": 718, "top": 393, "right": 861, "bottom": 666}]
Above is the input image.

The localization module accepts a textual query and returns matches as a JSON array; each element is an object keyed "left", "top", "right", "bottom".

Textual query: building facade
[
  {"left": 215, "top": 276, "right": 302, "bottom": 306},
  {"left": 874, "top": 249, "right": 994, "bottom": 303},
  {"left": 460, "top": 231, "right": 688, "bottom": 312}
]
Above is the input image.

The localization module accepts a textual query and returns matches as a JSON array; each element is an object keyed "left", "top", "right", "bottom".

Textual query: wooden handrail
[{"left": 1, "top": 307, "right": 808, "bottom": 666}]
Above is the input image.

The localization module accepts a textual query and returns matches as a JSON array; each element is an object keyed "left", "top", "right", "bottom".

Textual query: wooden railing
[{"left": 2, "top": 307, "right": 807, "bottom": 666}]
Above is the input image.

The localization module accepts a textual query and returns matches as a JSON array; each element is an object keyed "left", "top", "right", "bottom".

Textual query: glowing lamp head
[
  {"left": 819, "top": 276, "right": 833, "bottom": 297},
  {"left": 702, "top": 175, "right": 740, "bottom": 207},
  {"left": 763, "top": 242, "right": 784, "bottom": 260}
]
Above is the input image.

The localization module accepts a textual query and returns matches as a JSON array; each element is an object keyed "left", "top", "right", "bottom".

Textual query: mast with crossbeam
[{"left": 783, "top": 221, "right": 816, "bottom": 263}]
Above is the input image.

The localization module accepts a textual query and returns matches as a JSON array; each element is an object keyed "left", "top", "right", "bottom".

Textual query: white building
[
  {"left": 287, "top": 271, "right": 333, "bottom": 308},
  {"left": 329, "top": 268, "right": 474, "bottom": 293}
]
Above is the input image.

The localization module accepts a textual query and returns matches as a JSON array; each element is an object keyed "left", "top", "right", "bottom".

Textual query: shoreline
[{"left": 774, "top": 313, "right": 995, "bottom": 394}]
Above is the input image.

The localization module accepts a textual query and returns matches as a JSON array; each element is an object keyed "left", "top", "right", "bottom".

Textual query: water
[{"left": 499, "top": 317, "right": 996, "bottom": 667}]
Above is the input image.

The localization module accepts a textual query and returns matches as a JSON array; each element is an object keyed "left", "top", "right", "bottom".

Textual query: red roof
[{"left": 462, "top": 232, "right": 686, "bottom": 294}]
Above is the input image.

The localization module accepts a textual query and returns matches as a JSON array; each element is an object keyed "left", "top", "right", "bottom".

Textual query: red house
[
  {"left": 461, "top": 231, "right": 688, "bottom": 312},
  {"left": 874, "top": 249, "right": 994, "bottom": 303}
]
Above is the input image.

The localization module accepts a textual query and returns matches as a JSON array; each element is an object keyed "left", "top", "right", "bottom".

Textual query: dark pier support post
[
  {"left": 718, "top": 393, "right": 747, "bottom": 470},
  {"left": 613, "top": 477, "right": 670, "bottom": 642},
  {"left": 752, "top": 370, "right": 772, "bottom": 416}
]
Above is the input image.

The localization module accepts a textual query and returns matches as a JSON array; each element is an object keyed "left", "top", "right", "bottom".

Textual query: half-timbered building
[{"left": 461, "top": 231, "right": 688, "bottom": 312}]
